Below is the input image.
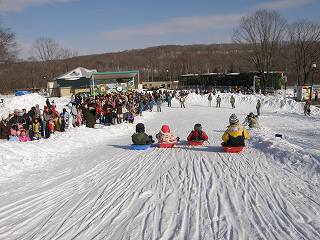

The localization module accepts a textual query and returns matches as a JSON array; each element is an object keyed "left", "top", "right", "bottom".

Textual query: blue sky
[{"left": 1, "top": 0, "right": 319, "bottom": 59}]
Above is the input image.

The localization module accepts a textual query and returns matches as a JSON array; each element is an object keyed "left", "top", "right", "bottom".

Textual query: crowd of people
[
  {"left": 0, "top": 90, "right": 187, "bottom": 142},
  {"left": 4, "top": 87, "right": 302, "bottom": 145}
]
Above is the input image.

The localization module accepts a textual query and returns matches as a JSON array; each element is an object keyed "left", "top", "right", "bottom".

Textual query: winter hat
[
  {"left": 194, "top": 123, "right": 202, "bottom": 131},
  {"left": 136, "top": 123, "right": 145, "bottom": 133},
  {"left": 161, "top": 125, "right": 170, "bottom": 133},
  {"left": 229, "top": 114, "right": 239, "bottom": 124}
]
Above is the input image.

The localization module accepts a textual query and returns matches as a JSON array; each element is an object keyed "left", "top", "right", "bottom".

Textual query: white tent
[{"left": 55, "top": 67, "right": 97, "bottom": 80}]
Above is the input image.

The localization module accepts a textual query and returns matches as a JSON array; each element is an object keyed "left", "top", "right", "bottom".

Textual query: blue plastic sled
[{"left": 131, "top": 144, "right": 151, "bottom": 150}]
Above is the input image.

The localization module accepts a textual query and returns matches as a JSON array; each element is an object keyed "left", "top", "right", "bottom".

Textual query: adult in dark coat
[
  {"left": 9, "top": 109, "right": 26, "bottom": 126},
  {"left": 0, "top": 119, "right": 10, "bottom": 139},
  {"left": 85, "top": 107, "right": 96, "bottom": 128}
]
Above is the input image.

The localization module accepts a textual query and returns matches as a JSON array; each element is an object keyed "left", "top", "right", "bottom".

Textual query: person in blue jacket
[
  {"left": 167, "top": 94, "right": 173, "bottom": 107},
  {"left": 139, "top": 101, "right": 144, "bottom": 116}
]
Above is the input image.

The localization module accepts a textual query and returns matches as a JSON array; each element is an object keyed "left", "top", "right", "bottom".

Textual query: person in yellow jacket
[
  {"left": 32, "top": 118, "right": 41, "bottom": 140},
  {"left": 222, "top": 114, "right": 249, "bottom": 147}
]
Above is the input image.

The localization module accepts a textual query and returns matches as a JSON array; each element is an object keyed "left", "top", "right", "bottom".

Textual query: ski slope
[{"left": 0, "top": 93, "right": 319, "bottom": 240}]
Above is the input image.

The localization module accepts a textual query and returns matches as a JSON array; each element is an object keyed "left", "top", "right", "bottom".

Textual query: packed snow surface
[{"left": 0, "top": 93, "right": 319, "bottom": 240}]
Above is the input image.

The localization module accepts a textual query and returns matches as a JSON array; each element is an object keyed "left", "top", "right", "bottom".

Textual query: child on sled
[
  {"left": 187, "top": 123, "right": 209, "bottom": 142},
  {"left": 156, "top": 125, "right": 179, "bottom": 143}
]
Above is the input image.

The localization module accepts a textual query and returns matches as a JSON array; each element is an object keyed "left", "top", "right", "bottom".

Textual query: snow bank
[
  {"left": 185, "top": 92, "right": 320, "bottom": 116},
  {"left": 0, "top": 93, "right": 158, "bottom": 181},
  {"left": 248, "top": 129, "right": 320, "bottom": 182},
  {"left": 0, "top": 111, "right": 155, "bottom": 181},
  {"left": 0, "top": 93, "right": 70, "bottom": 119}
]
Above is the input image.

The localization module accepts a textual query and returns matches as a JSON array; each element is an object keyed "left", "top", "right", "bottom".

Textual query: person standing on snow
[
  {"left": 180, "top": 95, "right": 186, "bottom": 108},
  {"left": 156, "top": 96, "right": 162, "bottom": 112},
  {"left": 216, "top": 95, "right": 221, "bottom": 108},
  {"left": 84, "top": 104, "right": 96, "bottom": 128},
  {"left": 0, "top": 117, "right": 10, "bottom": 140},
  {"left": 304, "top": 101, "right": 311, "bottom": 116},
  {"left": 230, "top": 95, "right": 235, "bottom": 109},
  {"left": 60, "top": 108, "right": 69, "bottom": 131},
  {"left": 222, "top": 114, "right": 249, "bottom": 147},
  {"left": 70, "top": 103, "right": 78, "bottom": 127},
  {"left": 167, "top": 94, "right": 173, "bottom": 107},
  {"left": 138, "top": 100, "right": 144, "bottom": 116},
  {"left": 256, "top": 99, "right": 261, "bottom": 116},
  {"left": 208, "top": 93, "right": 213, "bottom": 107}
]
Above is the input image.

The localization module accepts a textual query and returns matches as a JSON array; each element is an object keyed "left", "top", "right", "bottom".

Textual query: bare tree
[
  {"left": 233, "top": 10, "right": 287, "bottom": 92},
  {"left": 0, "top": 21, "right": 17, "bottom": 92},
  {"left": 288, "top": 19, "right": 320, "bottom": 85},
  {"left": 0, "top": 22, "right": 17, "bottom": 63},
  {"left": 57, "top": 47, "right": 78, "bottom": 60},
  {"left": 32, "top": 37, "right": 61, "bottom": 61}
]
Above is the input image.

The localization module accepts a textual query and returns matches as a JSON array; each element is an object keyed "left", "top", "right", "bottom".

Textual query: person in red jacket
[{"left": 187, "top": 123, "right": 209, "bottom": 142}]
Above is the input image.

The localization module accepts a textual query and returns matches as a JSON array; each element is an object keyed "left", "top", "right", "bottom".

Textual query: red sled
[
  {"left": 158, "top": 142, "right": 177, "bottom": 148},
  {"left": 188, "top": 141, "right": 205, "bottom": 146},
  {"left": 221, "top": 143, "right": 244, "bottom": 153}
]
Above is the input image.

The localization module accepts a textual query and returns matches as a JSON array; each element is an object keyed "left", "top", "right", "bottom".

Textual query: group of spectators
[{"left": 0, "top": 90, "right": 183, "bottom": 142}]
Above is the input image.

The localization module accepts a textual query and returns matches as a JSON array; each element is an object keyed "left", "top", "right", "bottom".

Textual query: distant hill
[{"left": 0, "top": 43, "right": 296, "bottom": 93}]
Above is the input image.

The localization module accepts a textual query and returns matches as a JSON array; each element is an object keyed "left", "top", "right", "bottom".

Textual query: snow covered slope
[{"left": 0, "top": 93, "right": 319, "bottom": 239}]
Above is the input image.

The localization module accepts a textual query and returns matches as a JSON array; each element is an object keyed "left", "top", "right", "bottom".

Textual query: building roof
[
  {"left": 93, "top": 70, "right": 139, "bottom": 80},
  {"left": 55, "top": 67, "right": 97, "bottom": 80}
]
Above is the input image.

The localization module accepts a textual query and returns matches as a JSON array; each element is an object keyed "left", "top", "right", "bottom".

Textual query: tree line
[{"left": 0, "top": 10, "right": 319, "bottom": 93}]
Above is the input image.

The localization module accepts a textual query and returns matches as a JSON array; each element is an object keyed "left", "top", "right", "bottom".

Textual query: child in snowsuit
[
  {"left": 222, "top": 114, "right": 249, "bottom": 147},
  {"left": 76, "top": 108, "right": 83, "bottom": 126},
  {"left": 127, "top": 111, "right": 134, "bottom": 123},
  {"left": 47, "top": 119, "right": 55, "bottom": 134},
  {"left": 156, "top": 125, "right": 179, "bottom": 143},
  {"left": 187, "top": 123, "right": 209, "bottom": 142},
  {"left": 132, "top": 123, "right": 154, "bottom": 145},
  {"left": 19, "top": 129, "right": 31, "bottom": 142},
  {"left": 304, "top": 101, "right": 311, "bottom": 116},
  {"left": 32, "top": 118, "right": 41, "bottom": 140},
  {"left": 9, "top": 125, "right": 19, "bottom": 142},
  {"left": 243, "top": 112, "right": 260, "bottom": 129}
]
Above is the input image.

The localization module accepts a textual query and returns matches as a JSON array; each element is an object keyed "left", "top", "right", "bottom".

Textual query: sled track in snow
[{"left": 0, "top": 146, "right": 319, "bottom": 240}]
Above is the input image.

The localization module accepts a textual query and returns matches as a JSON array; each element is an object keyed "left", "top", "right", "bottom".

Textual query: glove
[
  {"left": 149, "top": 135, "right": 155, "bottom": 143},
  {"left": 176, "top": 137, "right": 180, "bottom": 142}
]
